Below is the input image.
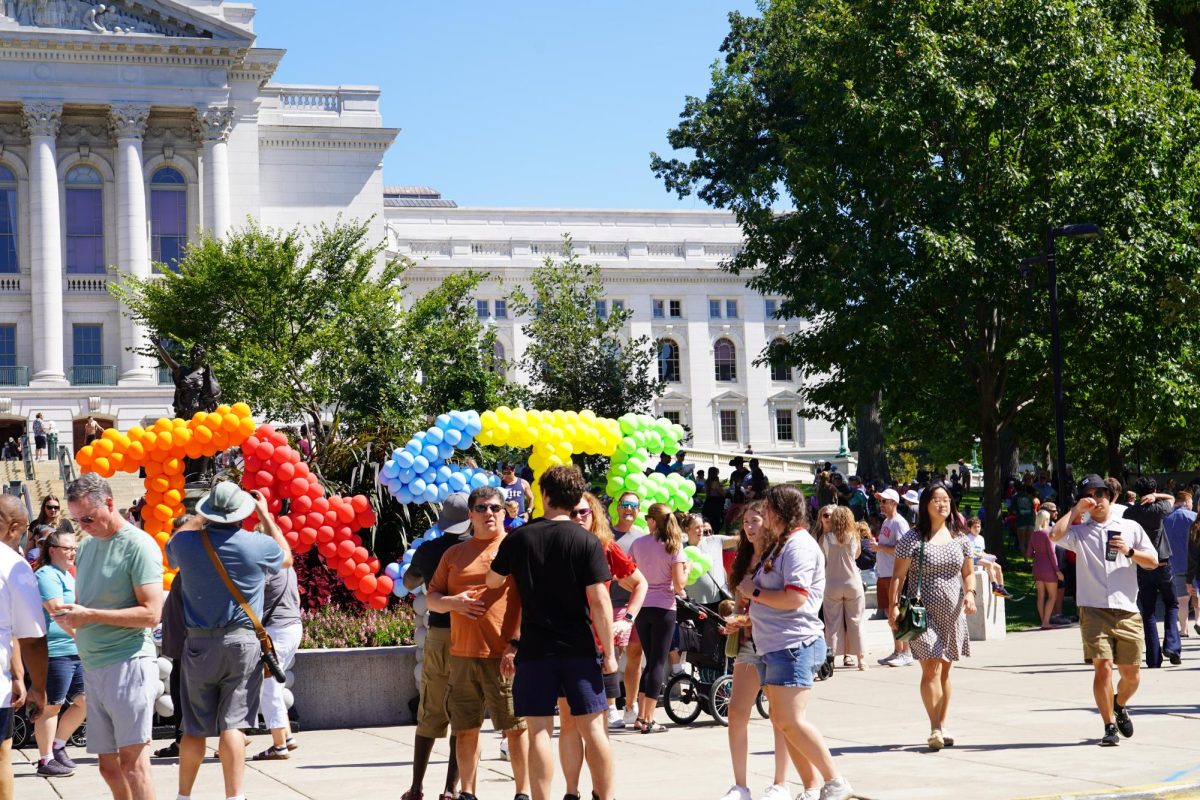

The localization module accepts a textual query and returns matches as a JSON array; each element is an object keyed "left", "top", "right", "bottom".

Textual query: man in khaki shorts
[
  {"left": 401, "top": 493, "right": 473, "bottom": 800},
  {"left": 428, "top": 486, "right": 529, "bottom": 800},
  {"left": 1051, "top": 474, "right": 1159, "bottom": 747}
]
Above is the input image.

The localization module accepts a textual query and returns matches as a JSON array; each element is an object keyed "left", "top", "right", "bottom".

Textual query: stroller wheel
[
  {"left": 663, "top": 672, "right": 702, "bottom": 726},
  {"left": 756, "top": 688, "right": 770, "bottom": 720},
  {"left": 11, "top": 707, "right": 30, "bottom": 749},
  {"left": 709, "top": 675, "right": 734, "bottom": 726}
]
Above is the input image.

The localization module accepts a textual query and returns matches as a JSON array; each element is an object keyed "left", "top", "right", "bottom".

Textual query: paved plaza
[{"left": 13, "top": 619, "right": 1200, "bottom": 800}]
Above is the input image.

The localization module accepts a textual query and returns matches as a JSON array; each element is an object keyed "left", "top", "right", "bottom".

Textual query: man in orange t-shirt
[{"left": 427, "top": 486, "right": 529, "bottom": 800}]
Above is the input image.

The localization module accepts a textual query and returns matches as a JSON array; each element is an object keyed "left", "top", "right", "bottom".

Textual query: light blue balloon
[
  {"left": 393, "top": 582, "right": 410, "bottom": 599},
  {"left": 397, "top": 467, "right": 415, "bottom": 484},
  {"left": 464, "top": 411, "right": 483, "bottom": 437},
  {"left": 436, "top": 414, "right": 452, "bottom": 430},
  {"left": 469, "top": 472, "right": 488, "bottom": 489},
  {"left": 426, "top": 426, "right": 445, "bottom": 445},
  {"left": 384, "top": 562, "right": 401, "bottom": 581},
  {"left": 405, "top": 439, "right": 422, "bottom": 455},
  {"left": 436, "top": 482, "right": 450, "bottom": 501},
  {"left": 437, "top": 442, "right": 455, "bottom": 459},
  {"left": 449, "top": 410, "right": 468, "bottom": 430},
  {"left": 421, "top": 468, "right": 437, "bottom": 484},
  {"left": 458, "top": 434, "right": 473, "bottom": 450},
  {"left": 437, "top": 464, "right": 453, "bottom": 481},
  {"left": 422, "top": 445, "right": 440, "bottom": 463},
  {"left": 422, "top": 485, "right": 440, "bottom": 504},
  {"left": 444, "top": 428, "right": 462, "bottom": 447},
  {"left": 382, "top": 459, "right": 399, "bottom": 479},
  {"left": 412, "top": 455, "right": 429, "bottom": 474},
  {"left": 448, "top": 472, "right": 467, "bottom": 491},
  {"left": 410, "top": 477, "right": 427, "bottom": 496},
  {"left": 395, "top": 450, "right": 415, "bottom": 469},
  {"left": 401, "top": 548, "right": 415, "bottom": 564}
]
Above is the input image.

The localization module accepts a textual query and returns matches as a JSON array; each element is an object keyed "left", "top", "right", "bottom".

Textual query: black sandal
[{"left": 641, "top": 721, "right": 667, "bottom": 734}]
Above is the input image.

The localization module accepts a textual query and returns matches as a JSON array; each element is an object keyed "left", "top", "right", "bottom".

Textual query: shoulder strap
[
  {"left": 914, "top": 535, "right": 925, "bottom": 601},
  {"left": 200, "top": 531, "right": 273, "bottom": 648}
]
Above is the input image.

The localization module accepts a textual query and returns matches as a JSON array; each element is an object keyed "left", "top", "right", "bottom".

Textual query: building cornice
[
  {"left": 259, "top": 125, "right": 399, "bottom": 152},
  {"left": 0, "top": 34, "right": 246, "bottom": 66},
  {"left": 398, "top": 265, "right": 757, "bottom": 286}
]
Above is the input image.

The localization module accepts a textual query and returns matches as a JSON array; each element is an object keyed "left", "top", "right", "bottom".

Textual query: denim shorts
[
  {"left": 733, "top": 639, "right": 762, "bottom": 667},
  {"left": 757, "top": 638, "right": 828, "bottom": 688},
  {"left": 47, "top": 654, "right": 85, "bottom": 706}
]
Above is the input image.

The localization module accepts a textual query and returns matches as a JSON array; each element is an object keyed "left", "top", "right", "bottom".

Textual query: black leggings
[{"left": 635, "top": 606, "right": 677, "bottom": 698}]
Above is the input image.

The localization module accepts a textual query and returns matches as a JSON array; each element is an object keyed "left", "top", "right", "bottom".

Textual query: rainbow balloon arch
[{"left": 74, "top": 405, "right": 694, "bottom": 607}]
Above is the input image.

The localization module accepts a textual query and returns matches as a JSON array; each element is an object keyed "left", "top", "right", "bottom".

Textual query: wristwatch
[
  {"left": 623, "top": 612, "right": 635, "bottom": 622},
  {"left": 508, "top": 638, "right": 520, "bottom": 648},
  {"left": 1126, "top": 545, "right": 1135, "bottom": 558},
  {"left": 752, "top": 588, "right": 762, "bottom": 599}
]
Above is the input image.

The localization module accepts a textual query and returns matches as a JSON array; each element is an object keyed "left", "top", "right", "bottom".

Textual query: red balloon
[
  {"left": 293, "top": 495, "right": 313, "bottom": 514},
  {"left": 340, "top": 527, "right": 355, "bottom": 542},
  {"left": 284, "top": 531, "right": 299, "bottom": 547},
  {"left": 286, "top": 448, "right": 302, "bottom": 464},
  {"left": 268, "top": 498, "right": 283, "bottom": 514},
  {"left": 244, "top": 455, "right": 263, "bottom": 472},
  {"left": 351, "top": 495, "right": 370, "bottom": 513},
  {"left": 256, "top": 470, "right": 274, "bottom": 488},
  {"left": 354, "top": 562, "right": 371, "bottom": 578},
  {"left": 338, "top": 558, "right": 356, "bottom": 577},
  {"left": 290, "top": 513, "right": 307, "bottom": 529},
  {"left": 241, "top": 517, "right": 256, "bottom": 531},
  {"left": 353, "top": 547, "right": 369, "bottom": 563},
  {"left": 293, "top": 462, "right": 310, "bottom": 480},
  {"left": 270, "top": 446, "right": 290, "bottom": 465},
  {"left": 355, "top": 511, "right": 376, "bottom": 529},
  {"left": 318, "top": 541, "right": 338, "bottom": 559},
  {"left": 299, "top": 527, "right": 318, "bottom": 545},
  {"left": 306, "top": 480, "right": 323, "bottom": 500},
  {"left": 336, "top": 503, "right": 355, "bottom": 524},
  {"left": 317, "top": 526, "right": 336, "bottom": 544},
  {"left": 344, "top": 574, "right": 361, "bottom": 591},
  {"left": 290, "top": 477, "right": 308, "bottom": 497},
  {"left": 368, "top": 557, "right": 380, "bottom": 573},
  {"left": 294, "top": 540, "right": 314, "bottom": 554},
  {"left": 358, "top": 574, "right": 377, "bottom": 594},
  {"left": 242, "top": 436, "right": 261, "bottom": 455},
  {"left": 368, "top": 594, "right": 388, "bottom": 610},
  {"left": 255, "top": 441, "right": 275, "bottom": 461},
  {"left": 269, "top": 431, "right": 288, "bottom": 448},
  {"left": 312, "top": 496, "right": 330, "bottom": 515},
  {"left": 376, "top": 575, "right": 394, "bottom": 595},
  {"left": 324, "top": 509, "right": 340, "bottom": 527},
  {"left": 277, "top": 516, "right": 293, "bottom": 532},
  {"left": 257, "top": 424, "right": 276, "bottom": 438},
  {"left": 276, "top": 462, "right": 296, "bottom": 482},
  {"left": 256, "top": 486, "right": 273, "bottom": 502},
  {"left": 336, "top": 540, "right": 355, "bottom": 559}
]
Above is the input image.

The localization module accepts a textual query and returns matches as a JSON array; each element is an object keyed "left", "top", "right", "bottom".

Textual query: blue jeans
[
  {"left": 756, "top": 638, "right": 827, "bottom": 688},
  {"left": 1137, "top": 564, "right": 1179, "bottom": 667},
  {"left": 46, "top": 654, "right": 85, "bottom": 706}
]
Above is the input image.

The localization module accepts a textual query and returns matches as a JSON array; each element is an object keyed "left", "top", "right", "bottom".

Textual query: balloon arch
[{"left": 74, "top": 405, "right": 698, "bottom": 607}]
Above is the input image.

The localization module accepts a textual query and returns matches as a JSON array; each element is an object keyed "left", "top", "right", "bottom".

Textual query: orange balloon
[
  {"left": 127, "top": 441, "right": 146, "bottom": 462},
  {"left": 153, "top": 503, "right": 172, "bottom": 522},
  {"left": 155, "top": 430, "right": 174, "bottom": 450},
  {"left": 92, "top": 456, "right": 111, "bottom": 474},
  {"left": 149, "top": 476, "right": 170, "bottom": 494},
  {"left": 221, "top": 413, "right": 240, "bottom": 433},
  {"left": 173, "top": 427, "right": 192, "bottom": 447},
  {"left": 94, "top": 438, "right": 114, "bottom": 455},
  {"left": 231, "top": 402, "right": 251, "bottom": 417},
  {"left": 166, "top": 474, "right": 187, "bottom": 489},
  {"left": 164, "top": 489, "right": 182, "bottom": 506},
  {"left": 144, "top": 460, "right": 164, "bottom": 478},
  {"left": 154, "top": 531, "right": 170, "bottom": 547},
  {"left": 162, "top": 458, "right": 183, "bottom": 477},
  {"left": 237, "top": 416, "right": 256, "bottom": 438},
  {"left": 184, "top": 441, "right": 205, "bottom": 460},
  {"left": 142, "top": 431, "right": 158, "bottom": 450},
  {"left": 163, "top": 571, "right": 175, "bottom": 589},
  {"left": 193, "top": 425, "right": 213, "bottom": 444}
]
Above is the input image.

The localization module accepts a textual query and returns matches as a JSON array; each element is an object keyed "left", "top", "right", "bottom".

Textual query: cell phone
[{"left": 51, "top": 609, "right": 68, "bottom": 617}]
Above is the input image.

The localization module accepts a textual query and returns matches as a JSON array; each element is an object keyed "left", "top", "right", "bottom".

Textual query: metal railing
[
  {"left": 69, "top": 365, "right": 117, "bottom": 386},
  {"left": 1, "top": 480, "right": 33, "bottom": 523},
  {"left": 0, "top": 365, "right": 29, "bottom": 386},
  {"left": 20, "top": 433, "right": 33, "bottom": 481},
  {"left": 57, "top": 444, "right": 76, "bottom": 483}
]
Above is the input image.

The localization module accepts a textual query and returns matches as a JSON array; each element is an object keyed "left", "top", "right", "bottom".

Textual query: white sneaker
[
  {"left": 607, "top": 708, "right": 626, "bottom": 729},
  {"left": 499, "top": 738, "right": 509, "bottom": 761},
  {"left": 877, "top": 652, "right": 899, "bottom": 666},
  {"left": 819, "top": 776, "right": 853, "bottom": 800},
  {"left": 623, "top": 707, "right": 638, "bottom": 726},
  {"left": 758, "top": 785, "right": 789, "bottom": 800},
  {"left": 796, "top": 789, "right": 821, "bottom": 800},
  {"left": 717, "top": 786, "right": 752, "bottom": 800},
  {"left": 896, "top": 652, "right": 915, "bottom": 667}
]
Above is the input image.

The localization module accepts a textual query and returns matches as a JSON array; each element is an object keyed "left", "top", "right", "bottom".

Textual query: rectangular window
[
  {"left": 493, "top": 299, "right": 508, "bottom": 319},
  {"left": 0, "top": 186, "right": 17, "bottom": 273},
  {"left": 775, "top": 409, "right": 794, "bottom": 442},
  {"left": 150, "top": 190, "right": 187, "bottom": 271},
  {"left": 72, "top": 324, "right": 102, "bottom": 367},
  {"left": 476, "top": 300, "right": 490, "bottom": 319},
  {"left": 595, "top": 299, "right": 607, "bottom": 319},
  {"left": 663, "top": 410, "right": 681, "bottom": 426},
  {"left": 652, "top": 299, "right": 665, "bottom": 319},
  {"left": 709, "top": 299, "right": 722, "bottom": 319},
  {"left": 66, "top": 189, "right": 105, "bottom": 274},
  {"left": 765, "top": 299, "right": 778, "bottom": 319},
  {"left": 669, "top": 300, "right": 682, "bottom": 318},
  {"left": 726, "top": 299, "right": 739, "bottom": 319},
  {"left": 0, "top": 325, "right": 14, "bottom": 367},
  {"left": 719, "top": 409, "right": 739, "bottom": 443},
  {"left": 612, "top": 299, "right": 625, "bottom": 314}
]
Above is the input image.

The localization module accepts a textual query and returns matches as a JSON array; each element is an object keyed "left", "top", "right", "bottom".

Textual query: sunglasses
[
  {"left": 1083, "top": 490, "right": 1109, "bottom": 500},
  {"left": 619, "top": 501, "right": 640, "bottom": 510},
  {"left": 473, "top": 503, "right": 505, "bottom": 514},
  {"left": 569, "top": 507, "right": 593, "bottom": 519},
  {"left": 45, "top": 505, "right": 60, "bottom": 511}
]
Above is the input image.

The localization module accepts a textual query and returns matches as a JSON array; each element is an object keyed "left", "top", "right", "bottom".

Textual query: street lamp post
[{"left": 1023, "top": 223, "right": 1100, "bottom": 507}]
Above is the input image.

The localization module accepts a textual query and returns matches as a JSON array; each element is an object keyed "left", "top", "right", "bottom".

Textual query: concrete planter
[{"left": 291, "top": 646, "right": 418, "bottom": 730}]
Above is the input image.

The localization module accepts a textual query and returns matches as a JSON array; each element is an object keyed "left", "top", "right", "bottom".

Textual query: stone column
[
  {"left": 23, "top": 102, "right": 66, "bottom": 386},
  {"left": 111, "top": 103, "right": 156, "bottom": 383},
  {"left": 196, "top": 106, "right": 233, "bottom": 239}
]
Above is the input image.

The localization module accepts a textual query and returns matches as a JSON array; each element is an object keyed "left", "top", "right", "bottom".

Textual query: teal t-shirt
[
  {"left": 74, "top": 523, "right": 163, "bottom": 670},
  {"left": 34, "top": 564, "right": 77, "bottom": 658}
]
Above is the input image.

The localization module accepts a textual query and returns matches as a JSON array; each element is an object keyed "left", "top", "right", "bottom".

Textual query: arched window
[
  {"left": 769, "top": 337, "right": 792, "bottom": 382},
  {"left": 150, "top": 167, "right": 187, "bottom": 271},
  {"left": 0, "top": 165, "right": 16, "bottom": 273},
  {"left": 65, "top": 165, "right": 104, "bottom": 274},
  {"left": 714, "top": 338, "right": 737, "bottom": 382},
  {"left": 489, "top": 340, "right": 505, "bottom": 373},
  {"left": 658, "top": 338, "right": 680, "bottom": 383}
]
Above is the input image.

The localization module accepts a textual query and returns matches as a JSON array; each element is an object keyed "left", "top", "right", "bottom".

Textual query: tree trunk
[
  {"left": 854, "top": 391, "right": 890, "bottom": 483},
  {"left": 999, "top": 426, "right": 1020, "bottom": 480},
  {"left": 979, "top": 420, "right": 1007, "bottom": 568},
  {"left": 1103, "top": 426, "right": 1124, "bottom": 478}
]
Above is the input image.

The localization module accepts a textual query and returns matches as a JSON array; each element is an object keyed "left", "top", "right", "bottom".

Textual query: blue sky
[{"left": 252, "top": 1, "right": 759, "bottom": 209}]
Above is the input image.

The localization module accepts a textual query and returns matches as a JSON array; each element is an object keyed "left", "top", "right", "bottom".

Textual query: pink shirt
[{"left": 628, "top": 535, "right": 687, "bottom": 610}]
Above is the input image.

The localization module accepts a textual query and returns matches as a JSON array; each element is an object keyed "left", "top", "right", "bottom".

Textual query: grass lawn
[{"left": 956, "top": 488, "right": 1077, "bottom": 631}]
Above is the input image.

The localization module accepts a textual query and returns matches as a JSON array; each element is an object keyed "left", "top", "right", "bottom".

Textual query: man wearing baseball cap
[
  {"left": 401, "top": 492, "right": 473, "bottom": 800},
  {"left": 1050, "top": 474, "right": 1158, "bottom": 746},
  {"left": 167, "top": 482, "right": 289, "bottom": 800},
  {"left": 872, "top": 488, "right": 914, "bottom": 666}
]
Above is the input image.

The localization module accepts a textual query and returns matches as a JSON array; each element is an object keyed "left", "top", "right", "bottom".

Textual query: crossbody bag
[
  {"left": 893, "top": 535, "right": 927, "bottom": 642},
  {"left": 200, "top": 531, "right": 287, "bottom": 683}
]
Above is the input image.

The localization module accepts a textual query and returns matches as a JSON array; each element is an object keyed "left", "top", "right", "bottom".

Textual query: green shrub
[{"left": 300, "top": 603, "right": 415, "bottom": 649}]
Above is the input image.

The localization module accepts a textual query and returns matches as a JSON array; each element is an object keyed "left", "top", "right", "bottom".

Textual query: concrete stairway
[{"left": 7, "top": 457, "right": 148, "bottom": 516}]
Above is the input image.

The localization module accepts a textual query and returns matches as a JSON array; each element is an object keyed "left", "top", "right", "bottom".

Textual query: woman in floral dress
[{"left": 888, "top": 484, "right": 977, "bottom": 750}]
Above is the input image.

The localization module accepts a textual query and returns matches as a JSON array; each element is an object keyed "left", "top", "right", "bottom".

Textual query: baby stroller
[{"left": 663, "top": 596, "right": 769, "bottom": 726}]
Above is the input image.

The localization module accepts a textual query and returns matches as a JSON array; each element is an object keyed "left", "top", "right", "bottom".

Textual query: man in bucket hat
[
  {"left": 401, "top": 492, "right": 473, "bottom": 800},
  {"left": 166, "top": 481, "right": 290, "bottom": 800}
]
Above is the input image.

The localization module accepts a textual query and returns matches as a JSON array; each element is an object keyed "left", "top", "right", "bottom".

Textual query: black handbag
[{"left": 893, "top": 536, "right": 927, "bottom": 642}]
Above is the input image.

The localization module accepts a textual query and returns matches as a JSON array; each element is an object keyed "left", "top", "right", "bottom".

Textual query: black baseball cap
[{"left": 1078, "top": 474, "right": 1108, "bottom": 495}]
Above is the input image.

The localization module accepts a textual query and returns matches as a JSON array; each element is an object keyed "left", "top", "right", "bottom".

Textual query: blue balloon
[
  {"left": 437, "top": 442, "right": 455, "bottom": 459},
  {"left": 405, "top": 439, "right": 422, "bottom": 455},
  {"left": 422, "top": 485, "right": 440, "bottom": 504},
  {"left": 448, "top": 472, "right": 467, "bottom": 491},
  {"left": 412, "top": 455, "right": 429, "bottom": 474},
  {"left": 449, "top": 410, "right": 468, "bottom": 430},
  {"left": 397, "top": 467, "right": 415, "bottom": 484},
  {"left": 395, "top": 486, "right": 414, "bottom": 504},
  {"left": 426, "top": 426, "right": 445, "bottom": 445},
  {"left": 464, "top": 412, "right": 483, "bottom": 437},
  {"left": 437, "top": 464, "right": 453, "bottom": 481},
  {"left": 384, "top": 562, "right": 401, "bottom": 581},
  {"left": 382, "top": 459, "right": 399, "bottom": 479},
  {"left": 444, "top": 428, "right": 462, "bottom": 447},
  {"left": 410, "top": 477, "right": 427, "bottom": 496},
  {"left": 393, "top": 582, "right": 410, "bottom": 599},
  {"left": 469, "top": 472, "right": 488, "bottom": 489},
  {"left": 401, "top": 549, "right": 415, "bottom": 564},
  {"left": 395, "top": 450, "right": 415, "bottom": 469},
  {"left": 420, "top": 468, "right": 436, "bottom": 484},
  {"left": 422, "top": 445, "right": 440, "bottom": 463}
]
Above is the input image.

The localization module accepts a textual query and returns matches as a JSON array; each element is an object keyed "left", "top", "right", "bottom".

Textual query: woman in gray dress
[{"left": 888, "top": 484, "right": 977, "bottom": 750}]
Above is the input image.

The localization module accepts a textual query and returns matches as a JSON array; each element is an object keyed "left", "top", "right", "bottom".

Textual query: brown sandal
[{"left": 251, "top": 746, "right": 290, "bottom": 761}]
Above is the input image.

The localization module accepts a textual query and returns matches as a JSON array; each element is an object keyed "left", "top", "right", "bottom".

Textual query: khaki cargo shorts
[
  {"left": 1079, "top": 607, "right": 1144, "bottom": 666},
  {"left": 415, "top": 626, "right": 452, "bottom": 739},
  {"left": 447, "top": 654, "right": 525, "bottom": 732}
]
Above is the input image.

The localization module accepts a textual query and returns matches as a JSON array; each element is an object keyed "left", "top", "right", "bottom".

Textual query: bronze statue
[{"left": 155, "top": 340, "right": 221, "bottom": 419}]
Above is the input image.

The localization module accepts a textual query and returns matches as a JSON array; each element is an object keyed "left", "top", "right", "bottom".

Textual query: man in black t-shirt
[
  {"left": 400, "top": 492, "right": 472, "bottom": 800},
  {"left": 487, "top": 466, "right": 615, "bottom": 800},
  {"left": 1124, "top": 477, "right": 1181, "bottom": 667}
]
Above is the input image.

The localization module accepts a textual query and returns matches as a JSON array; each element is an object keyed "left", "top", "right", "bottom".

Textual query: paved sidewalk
[{"left": 14, "top": 619, "right": 1200, "bottom": 799}]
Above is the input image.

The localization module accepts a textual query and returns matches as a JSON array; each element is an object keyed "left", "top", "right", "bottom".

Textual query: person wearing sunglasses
[
  {"left": 32, "top": 530, "right": 87, "bottom": 777},
  {"left": 27, "top": 496, "right": 74, "bottom": 555},
  {"left": 427, "top": 487, "right": 530, "bottom": 800},
  {"left": 59, "top": 472, "right": 162, "bottom": 800},
  {"left": 608, "top": 491, "right": 647, "bottom": 728},
  {"left": 1051, "top": 474, "right": 1159, "bottom": 746}
]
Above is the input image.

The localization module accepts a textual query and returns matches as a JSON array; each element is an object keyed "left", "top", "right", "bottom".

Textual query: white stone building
[{"left": 0, "top": 0, "right": 844, "bottom": 461}]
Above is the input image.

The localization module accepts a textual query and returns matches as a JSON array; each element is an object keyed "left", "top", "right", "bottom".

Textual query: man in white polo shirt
[
  {"left": 873, "top": 489, "right": 913, "bottom": 666},
  {"left": 1050, "top": 474, "right": 1158, "bottom": 747}
]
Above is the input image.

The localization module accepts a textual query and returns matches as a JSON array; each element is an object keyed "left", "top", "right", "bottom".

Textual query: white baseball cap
[{"left": 874, "top": 488, "right": 900, "bottom": 504}]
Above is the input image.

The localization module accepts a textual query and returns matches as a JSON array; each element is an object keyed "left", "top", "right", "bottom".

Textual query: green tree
[
  {"left": 508, "top": 239, "right": 664, "bottom": 420},
  {"left": 653, "top": 0, "right": 1200, "bottom": 557}
]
